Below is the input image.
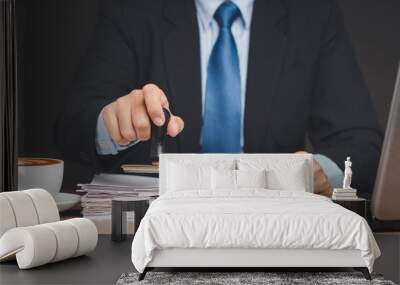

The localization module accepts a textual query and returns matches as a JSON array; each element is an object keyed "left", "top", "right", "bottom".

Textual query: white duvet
[{"left": 131, "top": 190, "right": 380, "bottom": 273}]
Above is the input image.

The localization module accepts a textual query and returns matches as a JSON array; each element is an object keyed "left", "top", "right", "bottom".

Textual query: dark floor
[
  {"left": 1, "top": 234, "right": 396, "bottom": 284},
  {"left": 0, "top": 235, "right": 134, "bottom": 285}
]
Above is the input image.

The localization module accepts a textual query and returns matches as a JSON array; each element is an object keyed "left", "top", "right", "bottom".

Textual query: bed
[{"left": 131, "top": 154, "right": 380, "bottom": 280}]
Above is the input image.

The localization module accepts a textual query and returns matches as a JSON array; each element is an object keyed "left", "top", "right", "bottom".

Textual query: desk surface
[{"left": 0, "top": 235, "right": 133, "bottom": 285}]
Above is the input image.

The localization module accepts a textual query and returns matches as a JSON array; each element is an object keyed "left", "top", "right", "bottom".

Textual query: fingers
[
  {"left": 131, "top": 90, "right": 151, "bottom": 140},
  {"left": 294, "top": 152, "right": 333, "bottom": 197},
  {"left": 141, "top": 83, "right": 183, "bottom": 137},
  {"left": 102, "top": 105, "right": 130, "bottom": 145},
  {"left": 143, "top": 84, "right": 166, "bottom": 126},
  {"left": 115, "top": 97, "right": 136, "bottom": 142},
  {"left": 167, "top": 115, "right": 184, "bottom": 137},
  {"left": 102, "top": 84, "right": 184, "bottom": 146},
  {"left": 315, "top": 175, "right": 332, "bottom": 197},
  {"left": 294, "top": 153, "right": 332, "bottom": 197},
  {"left": 313, "top": 159, "right": 333, "bottom": 197}
]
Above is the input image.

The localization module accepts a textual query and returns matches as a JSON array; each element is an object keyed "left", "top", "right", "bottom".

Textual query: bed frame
[
  {"left": 138, "top": 154, "right": 371, "bottom": 281},
  {"left": 139, "top": 248, "right": 371, "bottom": 280}
]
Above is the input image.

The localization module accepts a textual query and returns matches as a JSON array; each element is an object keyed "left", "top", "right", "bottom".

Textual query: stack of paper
[
  {"left": 77, "top": 174, "right": 159, "bottom": 234},
  {"left": 332, "top": 188, "right": 358, "bottom": 200}
]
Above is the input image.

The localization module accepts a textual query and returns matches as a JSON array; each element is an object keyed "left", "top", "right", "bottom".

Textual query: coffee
[
  {"left": 18, "top": 158, "right": 64, "bottom": 196},
  {"left": 18, "top": 158, "right": 62, "bottom": 166}
]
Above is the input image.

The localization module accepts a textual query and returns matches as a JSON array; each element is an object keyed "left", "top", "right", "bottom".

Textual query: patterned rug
[{"left": 116, "top": 271, "right": 396, "bottom": 285}]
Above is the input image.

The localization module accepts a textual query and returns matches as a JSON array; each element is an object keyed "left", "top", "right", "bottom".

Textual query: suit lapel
[
  {"left": 244, "top": 0, "right": 288, "bottom": 152},
  {"left": 163, "top": 0, "right": 202, "bottom": 153}
]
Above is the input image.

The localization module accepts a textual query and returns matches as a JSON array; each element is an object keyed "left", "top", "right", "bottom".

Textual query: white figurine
[{"left": 342, "top": 157, "right": 353, "bottom": 189}]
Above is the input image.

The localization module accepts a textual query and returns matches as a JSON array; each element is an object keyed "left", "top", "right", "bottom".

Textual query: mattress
[{"left": 131, "top": 190, "right": 380, "bottom": 273}]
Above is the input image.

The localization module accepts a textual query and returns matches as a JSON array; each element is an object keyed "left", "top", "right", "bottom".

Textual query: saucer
[{"left": 54, "top": 193, "right": 81, "bottom": 212}]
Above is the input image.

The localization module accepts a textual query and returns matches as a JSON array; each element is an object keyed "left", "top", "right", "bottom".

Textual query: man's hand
[
  {"left": 312, "top": 159, "right": 333, "bottom": 198},
  {"left": 296, "top": 151, "right": 333, "bottom": 198},
  {"left": 102, "top": 84, "right": 184, "bottom": 145}
]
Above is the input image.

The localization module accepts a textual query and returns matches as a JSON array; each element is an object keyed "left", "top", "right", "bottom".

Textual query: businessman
[{"left": 57, "top": 0, "right": 383, "bottom": 196}]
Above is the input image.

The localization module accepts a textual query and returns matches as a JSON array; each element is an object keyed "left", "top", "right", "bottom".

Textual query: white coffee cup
[{"left": 18, "top": 158, "right": 64, "bottom": 197}]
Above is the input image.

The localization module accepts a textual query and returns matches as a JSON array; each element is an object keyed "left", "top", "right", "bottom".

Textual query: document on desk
[
  {"left": 78, "top": 174, "right": 158, "bottom": 210},
  {"left": 82, "top": 173, "right": 159, "bottom": 192}
]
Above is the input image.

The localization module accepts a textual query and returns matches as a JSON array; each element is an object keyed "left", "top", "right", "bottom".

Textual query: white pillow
[
  {"left": 165, "top": 159, "right": 236, "bottom": 192},
  {"left": 211, "top": 169, "right": 236, "bottom": 190},
  {"left": 211, "top": 169, "right": 268, "bottom": 190},
  {"left": 238, "top": 159, "right": 308, "bottom": 191},
  {"left": 167, "top": 162, "right": 211, "bottom": 191},
  {"left": 267, "top": 167, "right": 307, "bottom": 191},
  {"left": 236, "top": 169, "right": 267, "bottom": 189}
]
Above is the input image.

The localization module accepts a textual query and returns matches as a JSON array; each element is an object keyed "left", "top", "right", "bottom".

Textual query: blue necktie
[{"left": 202, "top": 1, "right": 241, "bottom": 153}]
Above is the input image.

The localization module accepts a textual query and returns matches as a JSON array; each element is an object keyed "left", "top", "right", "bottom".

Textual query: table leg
[
  {"left": 134, "top": 200, "right": 149, "bottom": 233},
  {"left": 112, "top": 200, "right": 124, "bottom": 242}
]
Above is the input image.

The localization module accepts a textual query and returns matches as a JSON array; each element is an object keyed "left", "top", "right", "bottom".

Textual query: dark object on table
[
  {"left": 150, "top": 108, "right": 171, "bottom": 163},
  {"left": 119, "top": 108, "right": 170, "bottom": 174},
  {"left": 112, "top": 196, "right": 154, "bottom": 242}
]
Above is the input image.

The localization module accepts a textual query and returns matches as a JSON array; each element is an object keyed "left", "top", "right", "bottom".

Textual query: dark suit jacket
[{"left": 57, "top": 0, "right": 383, "bottom": 193}]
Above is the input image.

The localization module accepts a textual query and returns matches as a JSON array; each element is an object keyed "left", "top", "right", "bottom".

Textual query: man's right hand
[{"left": 102, "top": 83, "right": 184, "bottom": 145}]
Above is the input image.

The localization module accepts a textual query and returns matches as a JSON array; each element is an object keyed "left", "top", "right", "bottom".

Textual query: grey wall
[{"left": 17, "top": 0, "right": 400, "bottom": 193}]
